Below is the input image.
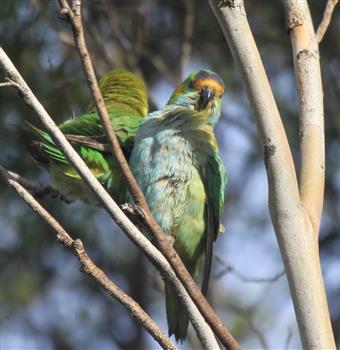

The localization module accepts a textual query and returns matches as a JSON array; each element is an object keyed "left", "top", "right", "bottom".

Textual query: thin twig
[
  {"left": 30, "top": 0, "right": 74, "bottom": 47},
  {"left": 0, "top": 81, "right": 16, "bottom": 88},
  {"left": 214, "top": 254, "right": 285, "bottom": 283},
  {"left": 4, "top": 168, "right": 72, "bottom": 203},
  {"left": 248, "top": 319, "right": 269, "bottom": 350},
  {"left": 284, "top": 328, "right": 293, "bottom": 350},
  {"left": 56, "top": 1, "right": 239, "bottom": 348},
  {"left": 0, "top": 77, "right": 19, "bottom": 89},
  {"left": 316, "top": 0, "right": 338, "bottom": 43},
  {"left": 0, "top": 165, "right": 177, "bottom": 350}
]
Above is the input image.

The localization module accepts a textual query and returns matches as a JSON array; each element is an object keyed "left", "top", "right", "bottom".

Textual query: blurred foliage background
[{"left": 0, "top": 1, "right": 339, "bottom": 349}]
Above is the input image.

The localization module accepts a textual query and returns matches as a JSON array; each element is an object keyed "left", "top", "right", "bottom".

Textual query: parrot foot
[
  {"left": 121, "top": 203, "right": 147, "bottom": 219},
  {"left": 121, "top": 203, "right": 150, "bottom": 233}
]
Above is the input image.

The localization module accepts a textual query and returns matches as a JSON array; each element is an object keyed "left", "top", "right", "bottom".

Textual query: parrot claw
[
  {"left": 121, "top": 202, "right": 135, "bottom": 213},
  {"left": 121, "top": 202, "right": 147, "bottom": 219}
]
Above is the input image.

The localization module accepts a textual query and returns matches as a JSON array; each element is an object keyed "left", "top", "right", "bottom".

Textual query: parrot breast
[{"left": 130, "top": 118, "right": 209, "bottom": 268}]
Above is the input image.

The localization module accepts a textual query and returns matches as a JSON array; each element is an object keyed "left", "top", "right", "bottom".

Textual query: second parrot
[{"left": 23, "top": 69, "right": 148, "bottom": 204}]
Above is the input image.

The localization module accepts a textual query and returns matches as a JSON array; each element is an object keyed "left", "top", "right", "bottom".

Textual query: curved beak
[{"left": 197, "top": 88, "right": 215, "bottom": 110}]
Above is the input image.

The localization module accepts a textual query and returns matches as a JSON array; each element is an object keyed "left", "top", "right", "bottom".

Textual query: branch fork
[{"left": 210, "top": 0, "right": 335, "bottom": 348}]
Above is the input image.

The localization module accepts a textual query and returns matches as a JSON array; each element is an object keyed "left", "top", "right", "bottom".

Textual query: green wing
[
  {"left": 201, "top": 152, "right": 227, "bottom": 295},
  {"left": 23, "top": 108, "right": 144, "bottom": 201},
  {"left": 26, "top": 108, "right": 143, "bottom": 165},
  {"left": 59, "top": 108, "right": 144, "bottom": 155},
  {"left": 23, "top": 121, "right": 112, "bottom": 180},
  {"left": 23, "top": 69, "right": 148, "bottom": 203}
]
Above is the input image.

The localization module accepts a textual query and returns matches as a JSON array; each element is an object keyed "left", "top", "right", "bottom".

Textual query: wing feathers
[{"left": 201, "top": 153, "right": 226, "bottom": 296}]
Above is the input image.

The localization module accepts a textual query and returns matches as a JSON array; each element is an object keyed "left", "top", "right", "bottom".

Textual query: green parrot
[
  {"left": 23, "top": 69, "right": 148, "bottom": 203},
  {"left": 129, "top": 70, "right": 226, "bottom": 341}
]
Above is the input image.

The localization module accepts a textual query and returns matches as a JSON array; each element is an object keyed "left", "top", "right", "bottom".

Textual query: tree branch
[
  {"left": 282, "top": 0, "right": 325, "bottom": 233},
  {"left": 214, "top": 254, "right": 285, "bottom": 283},
  {"left": 316, "top": 0, "right": 338, "bottom": 43},
  {"left": 209, "top": 0, "right": 335, "bottom": 348},
  {"left": 0, "top": 47, "right": 219, "bottom": 350},
  {"left": 0, "top": 165, "right": 177, "bottom": 350},
  {"left": 4, "top": 169, "right": 72, "bottom": 203},
  {"left": 55, "top": 1, "right": 240, "bottom": 348},
  {"left": 281, "top": 4, "right": 335, "bottom": 347}
]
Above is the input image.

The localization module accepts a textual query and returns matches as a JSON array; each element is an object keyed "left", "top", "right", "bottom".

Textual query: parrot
[
  {"left": 23, "top": 69, "right": 148, "bottom": 204},
  {"left": 128, "top": 69, "right": 227, "bottom": 342}
]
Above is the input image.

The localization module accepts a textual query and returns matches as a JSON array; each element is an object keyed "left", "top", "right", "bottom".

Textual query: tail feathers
[
  {"left": 21, "top": 122, "right": 67, "bottom": 167},
  {"left": 165, "top": 283, "right": 189, "bottom": 342}
]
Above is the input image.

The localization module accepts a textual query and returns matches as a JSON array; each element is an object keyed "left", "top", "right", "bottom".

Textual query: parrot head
[{"left": 168, "top": 70, "right": 225, "bottom": 125}]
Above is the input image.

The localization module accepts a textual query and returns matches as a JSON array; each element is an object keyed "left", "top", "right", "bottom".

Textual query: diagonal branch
[
  {"left": 0, "top": 47, "right": 219, "bottom": 350},
  {"left": 5, "top": 169, "right": 72, "bottom": 203},
  {"left": 0, "top": 165, "right": 177, "bottom": 350},
  {"left": 316, "top": 0, "right": 338, "bottom": 43},
  {"left": 55, "top": 1, "right": 240, "bottom": 348}
]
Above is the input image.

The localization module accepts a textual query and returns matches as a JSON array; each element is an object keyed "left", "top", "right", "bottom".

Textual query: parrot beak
[{"left": 197, "top": 88, "right": 215, "bottom": 110}]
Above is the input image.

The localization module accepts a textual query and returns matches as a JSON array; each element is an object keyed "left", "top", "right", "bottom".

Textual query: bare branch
[
  {"left": 30, "top": 0, "right": 75, "bottom": 47},
  {"left": 248, "top": 319, "right": 269, "bottom": 350},
  {"left": 0, "top": 77, "right": 20, "bottom": 88},
  {"left": 282, "top": 0, "right": 325, "bottom": 233},
  {"left": 284, "top": 328, "right": 293, "bottom": 350},
  {"left": 214, "top": 254, "right": 285, "bottom": 283},
  {"left": 209, "top": 0, "right": 335, "bottom": 348},
  {"left": 0, "top": 81, "right": 16, "bottom": 88},
  {"left": 280, "top": 4, "right": 335, "bottom": 346},
  {"left": 0, "top": 165, "right": 177, "bottom": 350},
  {"left": 316, "top": 0, "right": 338, "bottom": 43},
  {"left": 0, "top": 46, "right": 219, "bottom": 349},
  {"left": 55, "top": 1, "right": 239, "bottom": 348},
  {"left": 3, "top": 169, "right": 72, "bottom": 203}
]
